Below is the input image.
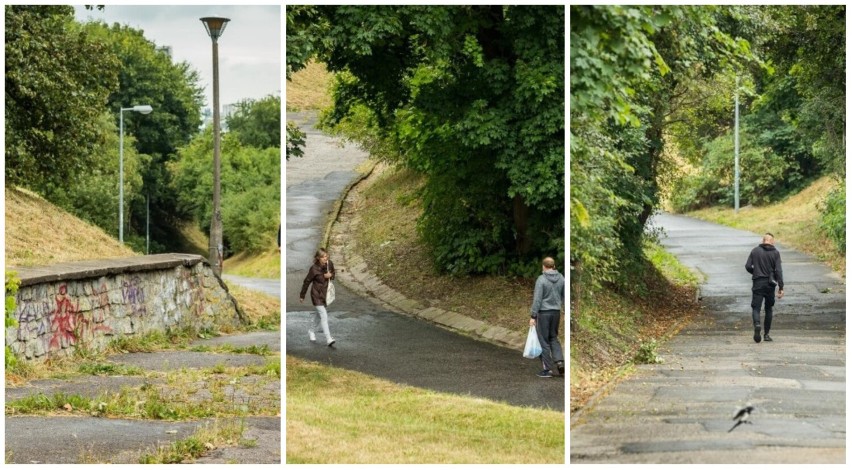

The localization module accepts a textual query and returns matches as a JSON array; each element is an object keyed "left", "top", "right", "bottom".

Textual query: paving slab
[{"left": 570, "top": 213, "right": 845, "bottom": 464}]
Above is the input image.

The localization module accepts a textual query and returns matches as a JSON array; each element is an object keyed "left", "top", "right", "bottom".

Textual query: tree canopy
[
  {"left": 570, "top": 5, "right": 845, "bottom": 290},
  {"left": 288, "top": 5, "right": 564, "bottom": 276}
]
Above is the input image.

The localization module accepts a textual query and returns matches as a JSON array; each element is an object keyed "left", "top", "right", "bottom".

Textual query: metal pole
[
  {"left": 119, "top": 108, "right": 125, "bottom": 243},
  {"left": 210, "top": 37, "right": 223, "bottom": 275},
  {"left": 146, "top": 194, "right": 150, "bottom": 254},
  {"left": 734, "top": 75, "right": 740, "bottom": 213}
]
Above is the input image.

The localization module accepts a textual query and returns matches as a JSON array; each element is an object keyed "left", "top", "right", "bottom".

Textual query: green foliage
[
  {"left": 5, "top": 5, "right": 120, "bottom": 190},
  {"left": 671, "top": 122, "right": 802, "bottom": 212},
  {"left": 227, "top": 95, "right": 281, "bottom": 150},
  {"left": 286, "top": 121, "right": 306, "bottom": 160},
  {"left": 171, "top": 129, "right": 281, "bottom": 255},
  {"left": 819, "top": 185, "right": 845, "bottom": 255},
  {"left": 292, "top": 6, "right": 564, "bottom": 275},
  {"left": 635, "top": 340, "right": 664, "bottom": 365},
  {"left": 83, "top": 21, "right": 204, "bottom": 251},
  {"left": 5, "top": 271, "right": 20, "bottom": 369}
]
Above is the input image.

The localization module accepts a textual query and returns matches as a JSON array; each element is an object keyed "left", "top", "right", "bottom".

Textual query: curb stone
[{"left": 324, "top": 162, "right": 526, "bottom": 351}]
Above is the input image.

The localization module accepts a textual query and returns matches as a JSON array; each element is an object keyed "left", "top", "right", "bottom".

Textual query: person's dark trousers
[
  {"left": 536, "top": 310, "right": 564, "bottom": 374},
  {"left": 751, "top": 278, "right": 776, "bottom": 334}
]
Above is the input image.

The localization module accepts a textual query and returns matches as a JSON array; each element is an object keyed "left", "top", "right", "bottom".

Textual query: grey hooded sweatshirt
[{"left": 530, "top": 269, "right": 565, "bottom": 318}]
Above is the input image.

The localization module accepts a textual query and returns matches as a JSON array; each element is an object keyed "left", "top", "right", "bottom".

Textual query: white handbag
[{"left": 326, "top": 280, "right": 336, "bottom": 305}]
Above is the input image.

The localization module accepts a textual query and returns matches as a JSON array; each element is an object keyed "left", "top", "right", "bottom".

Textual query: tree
[
  {"left": 5, "top": 6, "right": 120, "bottom": 192},
  {"left": 226, "top": 95, "right": 281, "bottom": 149},
  {"left": 83, "top": 20, "right": 204, "bottom": 250},
  {"left": 291, "top": 6, "right": 564, "bottom": 275}
]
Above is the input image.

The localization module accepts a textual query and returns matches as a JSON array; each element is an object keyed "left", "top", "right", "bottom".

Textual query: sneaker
[
  {"left": 327, "top": 339, "right": 336, "bottom": 347},
  {"left": 753, "top": 326, "right": 761, "bottom": 343},
  {"left": 308, "top": 330, "right": 316, "bottom": 342},
  {"left": 537, "top": 370, "right": 553, "bottom": 378},
  {"left": 556, "top": 361, "right": 565, "bottom": 376},
  {"left": 764, "top": 334, "right": 773, "bottom": 342}
]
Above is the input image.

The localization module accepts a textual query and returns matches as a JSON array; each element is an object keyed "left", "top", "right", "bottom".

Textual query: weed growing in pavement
[
  {"left": 189, "top": 344, "right": 272, "bottom": 356},
  {"left": 77, "top": 362, "right": 144, "bottom": 376},
  {"left": 138, "top": 418, "right": 251, "bottom": 464},
  {"left": 634, "top": 340, "right": 664, "bottom": 365}
]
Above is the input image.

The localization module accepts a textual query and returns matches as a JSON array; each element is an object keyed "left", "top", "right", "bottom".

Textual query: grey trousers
[{"left": 536, "top": 310, "right": 564, "bottom": 372}]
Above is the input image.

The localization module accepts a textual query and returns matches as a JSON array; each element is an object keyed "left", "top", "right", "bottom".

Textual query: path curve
[
  {"left": 570, "top": 213, "right": 845, "bottom": 463},
  {"left": 285, "top": 112, "right": 564, "bottom": 410}
]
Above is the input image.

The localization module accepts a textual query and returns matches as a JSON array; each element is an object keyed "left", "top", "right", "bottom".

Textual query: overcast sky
[{"left": 74, "top": 5, "right": 281, "bottom": 110}]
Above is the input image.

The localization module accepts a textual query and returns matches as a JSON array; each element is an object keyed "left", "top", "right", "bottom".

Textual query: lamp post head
[
  {"left": 200, "top": 16, "right": 230, "bottom": 41},
  {"left": 133, "top": 105, "right": 153, "bottom": 114}
]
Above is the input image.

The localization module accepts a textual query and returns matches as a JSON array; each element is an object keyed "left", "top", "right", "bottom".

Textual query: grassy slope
[
  {"left": 224, "top": 248, "right": 280, "bottom": 279},
  {"left": 570, "top": 244, "right": 700, "bottom": 414},
  {"left": 353, "top": 165, "right": 542, "bottom": 339},
  {"left": 687, "top": 176, "right": 845, "bottom": 277},
  {"left": 286, "top": 356, "right": 564, "bottom": 464},
  {"left": 4, "top": 186, "right": 278, "bottom": 330},
  {"left": 5, "top": 187, "right": 138, "bottom": 267},
  {"left": 286, "top": 61, "right": 333, "bottom": 111}
]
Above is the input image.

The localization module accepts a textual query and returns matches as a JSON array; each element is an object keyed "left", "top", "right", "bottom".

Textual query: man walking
[
  {"left": 530, "top": 256, "right": 565, "bottom": 378},
  {"left": 745, "top": 233, "right": 784, "bottom": 343}
]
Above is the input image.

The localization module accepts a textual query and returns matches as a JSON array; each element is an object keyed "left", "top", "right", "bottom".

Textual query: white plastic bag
[
  {"left": 523, "top": 326, "right": 542, "bottom": 359},
  {"left": 326, "top": 281, "right": 336, "bottom": 305}
]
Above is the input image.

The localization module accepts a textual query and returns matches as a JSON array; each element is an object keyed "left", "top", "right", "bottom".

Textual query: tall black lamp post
[{"left": 200, "top": 16, "right": 230, "bottom": 275}]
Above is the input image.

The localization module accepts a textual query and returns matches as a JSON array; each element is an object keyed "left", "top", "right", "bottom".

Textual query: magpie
[{"left": 728, "top": 405, "right": 755, "bottom": 432}]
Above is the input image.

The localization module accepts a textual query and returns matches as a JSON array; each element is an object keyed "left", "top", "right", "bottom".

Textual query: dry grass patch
[
  {"left": 224, "top": 248, "right": 281, "bottom": 279},
  {"left": 226, "top": 284, "right": 280, "bottom": 331},
  {"left": 287, "top": 61, "right": 333, "bottom": 111},
  {"left": 286, "top": 356, "right": 563, "bottom": 464},
  {"left": 688, "top": 176, "right": 844, "bottom": 276},
  {"left": 5, "top": 187, "right": 137, "bottom": 267},
  {"left": 351, "top": 165, "right": 542, "bottom": 339}
]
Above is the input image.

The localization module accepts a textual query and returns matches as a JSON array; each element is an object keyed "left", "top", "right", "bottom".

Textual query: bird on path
[{"left": 728, "top": 405, "right": 755, "bottom": 432}]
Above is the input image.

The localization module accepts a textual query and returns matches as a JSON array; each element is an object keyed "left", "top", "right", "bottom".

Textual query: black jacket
[{"left": 745, "top": 244, "right": 784, "bottom": 289}]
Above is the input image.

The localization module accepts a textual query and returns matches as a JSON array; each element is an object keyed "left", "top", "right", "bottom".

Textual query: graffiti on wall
[{"left": 121, "top": 277, "right": 147, "bottom": 316}]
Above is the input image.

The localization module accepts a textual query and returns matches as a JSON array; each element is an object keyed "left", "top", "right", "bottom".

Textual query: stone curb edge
[{"left": 322, "top": 161, "right": 526, "bottom": 352}]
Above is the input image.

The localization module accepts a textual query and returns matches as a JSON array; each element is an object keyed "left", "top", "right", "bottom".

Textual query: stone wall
[{"left": 6, "top": 254, "right": 243, "bottom": 361}]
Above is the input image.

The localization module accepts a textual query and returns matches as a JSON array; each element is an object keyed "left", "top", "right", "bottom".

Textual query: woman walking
[{"left": 300, "top": 248, "right": 336, "bottom": 346}]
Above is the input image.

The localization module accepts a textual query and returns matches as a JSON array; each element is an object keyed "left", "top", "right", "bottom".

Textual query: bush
[{"left": 819, "top": 185, "right": 845, "bottom": 254}]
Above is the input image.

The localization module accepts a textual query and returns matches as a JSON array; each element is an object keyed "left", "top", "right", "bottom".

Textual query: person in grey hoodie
[
  {"left": 530, "top": 256, "right": 565, "bottom": 378},
  {"left": 745, "top": 233, "right": 784, "bottom": 343}
]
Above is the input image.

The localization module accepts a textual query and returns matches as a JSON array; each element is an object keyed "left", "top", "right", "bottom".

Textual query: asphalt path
[
  {"left": 222, "top": 274, "right": 280, "bottom": 298},
  {"left": 570, "top": 213, "right": 845, "bottom": 463},
  {"left": 285, "top": 112, "right": 564, "bottom": 411},
  {"left": 6, "top": 315, "right": 281, "bottom": 463}
]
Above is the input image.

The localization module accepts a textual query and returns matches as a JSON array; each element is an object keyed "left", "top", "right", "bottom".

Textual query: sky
[{"left": 74, "top": 5, "right": 281, "bottom": 111}]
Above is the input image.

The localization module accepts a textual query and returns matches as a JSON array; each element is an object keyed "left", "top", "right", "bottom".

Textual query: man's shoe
[
  {"left": 753, "top": 326, "right": 762, "bottom": 343},
  {"left": 557, "top": 361, "right": 565, "bottom": 376},
  {"left": 308, "top": 330, "right": 316, "bottom": 342},
  {"left": 327, "top": 339, "right": 336, "bottom": 347},
  {"left": 764, "top": 334, "right": 773, "bottom": 342},
  {"left": 537, "top": 370, "right": 553, "bottom": 378}
]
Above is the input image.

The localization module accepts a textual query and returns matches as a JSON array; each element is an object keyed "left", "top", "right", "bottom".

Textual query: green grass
[
  {"left": 643, "top": 240, "right": 702, "bottom": 286},
  {"left": 7, "top": 359, "right": 281, "bottom": 420},
  {"left": 138, "top": 418, "right": 251, "bottom": 464},
  {"left": 286, "top": 356, "right": 563, "bottom": 464},
  {"left": 77, "top": 362, "right": 144, "bottom": 376}
]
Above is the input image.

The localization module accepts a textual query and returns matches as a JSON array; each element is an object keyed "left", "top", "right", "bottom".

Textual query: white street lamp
[
  {"left": 200, "top": 15, "right": 230, "bottom": 276},
  {"left": 119, "top": 104, "right": 153, "bottom": 244}
]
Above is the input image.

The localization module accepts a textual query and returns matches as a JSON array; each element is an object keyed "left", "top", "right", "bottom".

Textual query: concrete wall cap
[{"left": 12, "top": 254, "right": 208, "bottom": 287}]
